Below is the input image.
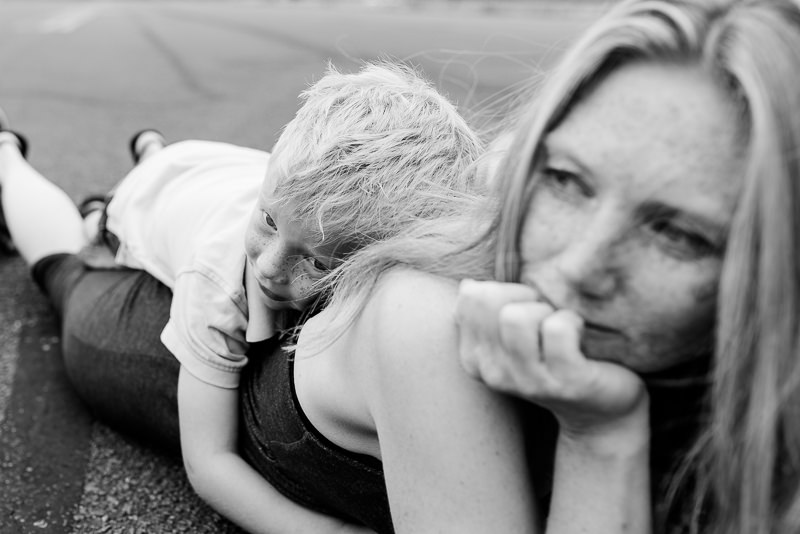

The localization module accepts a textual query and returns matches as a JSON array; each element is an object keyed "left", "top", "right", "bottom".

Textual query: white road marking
[
  {"left": 0, "top": 319, "right": 22, "bottom": 427},
  {"left": 37, "top": 6, "right": 103, "bottom": 34}
]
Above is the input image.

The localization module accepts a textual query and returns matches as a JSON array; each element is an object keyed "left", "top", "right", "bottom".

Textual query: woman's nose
[{"left": 553, "top": 234, "right": 621, "bottom": 301}]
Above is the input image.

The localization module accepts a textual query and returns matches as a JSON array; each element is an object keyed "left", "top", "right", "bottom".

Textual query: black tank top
[
  {"left": 239, "top": 336, "right": 394, "bottom": 534},
  {"left": 238, "top": 337, "right": 707, "bottom": 534}
]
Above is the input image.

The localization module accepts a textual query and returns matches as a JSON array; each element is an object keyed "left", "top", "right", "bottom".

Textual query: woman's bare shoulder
[
  {"left": 350, "top": 267, "right": 462, "bottom": 378},
  {"left": 365, "top": 267, "right": 459, "bottom": 324}
]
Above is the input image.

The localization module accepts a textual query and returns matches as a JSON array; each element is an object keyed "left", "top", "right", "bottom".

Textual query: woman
[{"left": 452, "top": 0, "right": 800, "bottom": 533}]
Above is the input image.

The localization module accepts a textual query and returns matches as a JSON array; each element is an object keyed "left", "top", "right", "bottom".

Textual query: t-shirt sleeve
[{"left": 161, "top": 269, "right": 250, "bottom": 389}]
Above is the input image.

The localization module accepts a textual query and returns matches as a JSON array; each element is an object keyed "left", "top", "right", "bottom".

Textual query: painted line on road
[
  {"left": 37, "top": 6, "right": 103, "bottom": 34},
  {"left": 0, "top": 318, "right": 21, "bottom": 427},
  {"left": 0, "top": 296, "right": 94, "bottom": 533},
  {"left": 0, "top": 259, "right": 27, "bottom": 428}
]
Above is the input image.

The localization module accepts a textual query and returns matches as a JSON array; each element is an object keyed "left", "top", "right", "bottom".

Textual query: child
[
  {"left": 103, "top": 61, "right": 486, "bottom": 533},
  {"left": 102, "top": 59, "right": 482, "bottom": 380},
  {"left": 0, "top": 61, "right": 484, "bottom": 532}
]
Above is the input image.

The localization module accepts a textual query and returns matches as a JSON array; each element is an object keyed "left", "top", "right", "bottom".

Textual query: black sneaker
[{"left": 129, "top": 129, "right": 166, "bottom": 165}]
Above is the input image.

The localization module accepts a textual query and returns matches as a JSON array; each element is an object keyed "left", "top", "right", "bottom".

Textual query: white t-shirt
[{"left": 106, "top": 140, "right": 276, "bottom": 389}]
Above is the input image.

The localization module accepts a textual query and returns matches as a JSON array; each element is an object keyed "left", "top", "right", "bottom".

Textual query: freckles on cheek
[
  {"left": 691, "top": 278, "right": 718, "bottom": 305},
  {"left": 244, "top": 233, "right": 257, "bottom": 259},
  {"left": 656, "top": 276, "right": 718, "bottom": 352},
  {"left": 521, "top": 191, "right": 580, "bottom": 254},
  {"left": 244, "top": 220, "right": 264, "bottom": 257},
  {"left": 520, "top": 217, "right": 565, "bottom": 264},
  {"left": 689, "top": 262, "right": 722, "bottom": 305},
  {"left": 288, "top": 264, "right": 315, "bottom": 298}
]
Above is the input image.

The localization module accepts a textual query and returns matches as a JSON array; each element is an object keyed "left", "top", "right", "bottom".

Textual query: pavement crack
[
  {"left": 160, "top": 7, "right": 348, "bottom": 64},
  {"left": 134, "top": 16, "right": 221, "bottom": 101}
]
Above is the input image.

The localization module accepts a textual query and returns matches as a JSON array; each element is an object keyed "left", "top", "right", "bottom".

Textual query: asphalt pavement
[{"left": 0, "top": 2, "right": 600, "bottom": 532}]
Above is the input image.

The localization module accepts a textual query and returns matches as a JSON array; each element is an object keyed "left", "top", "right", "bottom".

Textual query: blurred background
[{"left": 0, "top": 1, "right": 605, "bottom": 532}]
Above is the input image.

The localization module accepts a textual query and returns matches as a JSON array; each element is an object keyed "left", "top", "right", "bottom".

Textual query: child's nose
[{"left": 256, "top": 248, "right": 291, "bottom": 285}]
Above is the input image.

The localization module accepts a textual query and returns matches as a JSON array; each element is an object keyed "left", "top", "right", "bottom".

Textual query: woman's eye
[
  {"left": 541, "top": 167, "right": 592, "bottom": 199},
  {"left": 263, "top": 211, "right": 277, "bottom": 230},
  {"left": 650, "top": 220, "right": 716, "bottom": 259}
]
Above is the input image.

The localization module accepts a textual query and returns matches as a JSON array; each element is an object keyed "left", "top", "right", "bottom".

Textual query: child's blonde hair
[{"left": 271, "top": 61, "right": 484, "bottom": 254}]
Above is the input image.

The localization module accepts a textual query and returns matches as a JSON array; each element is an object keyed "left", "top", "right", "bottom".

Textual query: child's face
[{"left": 244, "top": 165, "right": 339, "bottom": 311}]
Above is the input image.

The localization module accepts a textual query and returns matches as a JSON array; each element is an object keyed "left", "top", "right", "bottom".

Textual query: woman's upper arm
[{"left": 362, "top": 271, "right": 539, "bottom": 534}]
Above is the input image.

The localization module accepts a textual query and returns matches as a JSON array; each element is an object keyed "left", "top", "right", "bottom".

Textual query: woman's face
[{"left": 519, "top": 62, "right": 744, "bottom": 373}]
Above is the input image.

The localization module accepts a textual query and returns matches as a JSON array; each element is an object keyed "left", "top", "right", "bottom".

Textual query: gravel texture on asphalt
[
  {"left": 72, "top": 425, "right": 242, "bottom": 534},
  {"left": 0, "top": 256, "right": 242, "bottom": 533}
]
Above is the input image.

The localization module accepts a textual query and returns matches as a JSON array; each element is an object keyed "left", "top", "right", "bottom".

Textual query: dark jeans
[
  {"left": 30, "top": 253, "right": 395, "bottom": 531},
  {"left": 33, "top": 253, "right": 183, "bottom": 453}
]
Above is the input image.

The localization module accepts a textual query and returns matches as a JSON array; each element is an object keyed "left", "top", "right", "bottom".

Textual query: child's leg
[
  {"left": 129, "top": 129, "right": 166, "bottom": 165},
  {"left": 57, "top": 262, "right": 181, "bottom": 454},
  {"left": 30, "top": 249, "right": 181, "bottom": 454},
  {"left": 0, "top": 139, "right": 86, "bottom": 265},
  {"left": 79, "top": 129, "right": 167, "bottom": 245}
]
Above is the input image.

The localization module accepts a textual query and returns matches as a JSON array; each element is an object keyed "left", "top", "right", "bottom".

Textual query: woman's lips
[
  {"left": 530, "top": 285, "right": 620, "bottom": 335},
  {"left": 583, "top": 320, "right": 620, "bottom": 335},
  {"left": 528, "top": 282, "right": 625, "bottom": 350},
  {"left": 579, "top": 323, "right": 628, "bottom": 362}
]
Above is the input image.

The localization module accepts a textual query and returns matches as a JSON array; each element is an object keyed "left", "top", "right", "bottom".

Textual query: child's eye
[
  {"left": 263, "top": 211, "right": 277, "bottom": 230},
  {"left": 294, "top": 257, "right": 330, "bottom": 276},
  {"left": 309, "top": 258, "right": 329, "bottom": 273}
]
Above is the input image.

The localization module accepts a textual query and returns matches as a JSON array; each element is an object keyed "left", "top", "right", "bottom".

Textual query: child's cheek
[{"left": 289, "top": 264, "right": 316, "bottom": 299}]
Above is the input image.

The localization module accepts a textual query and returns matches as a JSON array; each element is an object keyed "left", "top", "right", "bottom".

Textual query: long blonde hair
[{"left": 491, "top": 0, "right": 800, "bottom": 532}]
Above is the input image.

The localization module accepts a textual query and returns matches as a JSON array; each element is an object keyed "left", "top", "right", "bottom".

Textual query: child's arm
[
  {"left": 355, "top": 270, "right": 539, "bottom": 534},
  {"left": 456, "top": 280, "right": 651, "bottom": 534},
  {"left": 177, "top": 367, "right": 375, "bottom": 534}
]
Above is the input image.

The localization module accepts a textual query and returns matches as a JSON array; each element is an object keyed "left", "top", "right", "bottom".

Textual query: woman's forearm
[{"left": 546, "top": 406, "right": 651, "bottom": 534}]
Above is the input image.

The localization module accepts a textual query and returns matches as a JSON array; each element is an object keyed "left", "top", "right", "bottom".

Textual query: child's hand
[{"left": 455, "top": 279, "right": 648, "bottom": 443}]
